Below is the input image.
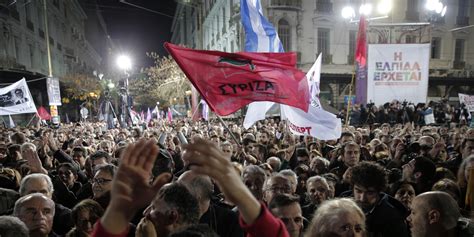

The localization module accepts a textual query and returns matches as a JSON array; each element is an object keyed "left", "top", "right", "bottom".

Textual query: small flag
[
  {"left": 8, "top": 115, "right": 15, "bottom": 128},
  {"left": 146, "top": 108, "right": 152, "bottom": 123},
  {"left": 202, "top": 100, "right": 209, "bottom": 121}
]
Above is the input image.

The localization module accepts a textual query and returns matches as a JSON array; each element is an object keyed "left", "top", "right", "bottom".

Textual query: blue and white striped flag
[
  {"left": 240, "top": 0, "right": 341, "bottom": 140},
  {"left": 241, "top": 0, "right": 281, "bottom": 128},
  {"left": 240, "top": 0, "right": 284, "bottom": 53}
]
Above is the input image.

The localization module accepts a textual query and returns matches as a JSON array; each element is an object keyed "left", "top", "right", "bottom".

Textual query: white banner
[
  {"left": 47, "top": 77, "right": 62, "bottom": 106},
  {"left": 367, "top": 44, "right": 430, "bottom": 105},
  {"left": 459, "top": 93, "right": 474, "bottom": 112},
  {"left": 0, "top": 79, "right": 37, "bottom": 115}
]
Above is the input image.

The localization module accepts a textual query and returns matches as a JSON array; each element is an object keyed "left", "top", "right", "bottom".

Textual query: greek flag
[
  {"left": 241, "top": 0, "right": 281, "bottom": 128},
  {"left": 240, "top": 0, "right": 284, "bottom": 53}
]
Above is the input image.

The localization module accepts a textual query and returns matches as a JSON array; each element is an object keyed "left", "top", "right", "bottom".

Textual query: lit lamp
[
  {"left": 116, "top": 54, "right": 132, "bottom": 127},
  {"left": 342, "top": 0, "right": 392, "bottom": 20}
]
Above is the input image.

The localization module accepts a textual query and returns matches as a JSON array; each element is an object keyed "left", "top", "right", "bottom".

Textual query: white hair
[{"left": 19, "top": 173, "right": 54, "bottom": 197}]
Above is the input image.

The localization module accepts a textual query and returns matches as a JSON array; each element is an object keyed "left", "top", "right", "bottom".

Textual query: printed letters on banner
[
  {"left": 367, "top": 44, "right": 430, "bottom": 105},
  {"left": 459, "top": 93, "right": 474, "bottom": 112},
  {"left": 47, "top": 77, "right": 62, "bottom": 106}
]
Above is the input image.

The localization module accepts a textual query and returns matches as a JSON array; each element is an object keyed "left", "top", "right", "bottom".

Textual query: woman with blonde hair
[{"left": 305, "top": 198, "right": 365, "bottom": 237}]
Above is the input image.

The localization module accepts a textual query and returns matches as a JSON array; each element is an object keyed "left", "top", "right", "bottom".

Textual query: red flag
[
  {"left": 37, "top": 106, "right": 51, "bottom": 120},
  {"left": 164, "top": 43, "right": 309, "bottom": 116},
  {"left": 355, "top": 15, "right": 367, "bottom": 67}
]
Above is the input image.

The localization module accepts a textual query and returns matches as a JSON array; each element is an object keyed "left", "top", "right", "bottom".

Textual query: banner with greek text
[
  {"left": 0, "top": 78, "right": 37, "bottom": 115},
  {"left": 367, "top": 44, "right": 429, "bottom": 105},
  {"left": 459, "top": 93, "right": 474, "bottom": 112}
]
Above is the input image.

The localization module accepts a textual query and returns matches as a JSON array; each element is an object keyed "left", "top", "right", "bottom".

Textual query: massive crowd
[{"left": 0, "top": 112, "right": 473, "bottom": 237}]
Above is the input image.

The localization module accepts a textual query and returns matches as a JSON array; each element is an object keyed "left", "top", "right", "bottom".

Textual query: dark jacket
[
  {"left": 200, "top": 203, "right": 244, "bottom": 237},
  {"left": 364, "top": 193, "right": 410, "bottom": 237},
  {"left": 53, "top": 203, "right": 74, "bottom": 235}
]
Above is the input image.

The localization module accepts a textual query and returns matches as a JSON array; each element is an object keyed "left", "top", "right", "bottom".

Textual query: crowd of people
[{"left": 0, "top": 113, "right": 473, "bottom": 237}]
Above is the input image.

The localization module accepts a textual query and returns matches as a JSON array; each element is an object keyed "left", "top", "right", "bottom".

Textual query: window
[
  {"left": 316, "top": 0, "right": 332, "bottom": 13},
  {"left": 278, "top": 19, "right": 291, "bottom": 51},
  {"left": 222, "top": 7, "right": 226, "bottom": 31},
  {"left": 431, "top": 37, "right": 441, "bottom": 59},
  {"left": 454, "top": 39, "right": 465, "bottom": 61},
  {"left": 28, "top": 44, "right": 34, "bottom": 67},
  {"left": 318, "top": 28, "right": 330, "bottom": 63},
  {"left": 14, "top": 36, "right": 20, "bottom": 60},
  {"left": 406, "top": 35, "right": 416, "bottom": 43},
  {"left": 456, "top": 0, "right": 469, "bottom": 26},
  {"left": 348, "top": 30, "right": 356, "bottom": 64},
  {"left": 406, "top": 0, "right": 419, "bottom": 21}
]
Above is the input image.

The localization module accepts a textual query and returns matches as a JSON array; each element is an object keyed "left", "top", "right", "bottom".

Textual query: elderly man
[
  {"left": 14, "top": 193, "right": 57, "bottom": 237},
  {"left": 263, "top": 174, "right": 292, "bottom": 204},
  {"left": 302, "top": 176, "right": 330, "bottom": 220},
  {"left": 178, "top": 171, "right": 244, "bottom": 237},
  {"left": 407, "top": 191, "right": 474, "bottom": 237},
  {"left": 19, "top": 173, "right": 73, "bottom": 235}
]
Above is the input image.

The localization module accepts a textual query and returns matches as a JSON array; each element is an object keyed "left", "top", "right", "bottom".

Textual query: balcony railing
[
  {"left": 456, "top": 16, "right": 469, "bottom": 26},
  {"left": 270, "top": 0, "right": 302, "bottom": 9},
  {"left": 315, "top": 2, "right": 333, "bottom": 13},
  {"left": 453, "top": 61, "right": 465, "bottom": 69}
]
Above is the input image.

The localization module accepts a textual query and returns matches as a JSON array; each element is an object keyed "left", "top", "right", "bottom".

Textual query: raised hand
[
  {"left": 182, "top": 138, "right": 261, "bottom": 224},
  {"left": 101, "top": 139, "right": 171, "bottom": 234},
  {"left": 22, "top": 148, "right": 47, "bottom": 174}
]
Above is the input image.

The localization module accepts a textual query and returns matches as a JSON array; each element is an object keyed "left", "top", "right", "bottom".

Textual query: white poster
[
  {"left": 459, "top": 93, "right": 474, "bottom": 112},
  {"left": 0, "top": 78, "right": 37, "bottom": 115},
  {"left": 367, "top": 44, "right": 430, "bottom": 105},
  {"left": 47, "top": 77, "right": 62, "bottom": 106}
]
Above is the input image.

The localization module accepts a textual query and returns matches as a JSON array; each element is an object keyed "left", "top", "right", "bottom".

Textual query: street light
[
  {"left": 116, "top": 54, "right": 132, "bottom": 127},
  {"left": 425, "top": 0, "right": 447, "bottom": 16},
  {"left": 116, "top": 55, "right": 132, "bottom": 71}
]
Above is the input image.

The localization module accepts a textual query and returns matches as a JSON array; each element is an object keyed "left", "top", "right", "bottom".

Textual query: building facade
[{"left": 171, "top": 0, "right": 474, "bottom": 108}]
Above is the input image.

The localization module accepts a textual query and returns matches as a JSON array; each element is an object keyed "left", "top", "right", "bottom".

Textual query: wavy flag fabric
[
  {"left": 201, "top": 99, "right": 209, "bottom": 121},
  {"left": 164, "top": 42, "right": 309, "bottom": 116},
  {"left": 241, "top": 0, "right": 284, "bottom": 128},
  {"left": 355, "top": 15, "right": 368, "bottom": 104},
  {"left": 240, "top": 0, "right": 341, "bottom": 140}
]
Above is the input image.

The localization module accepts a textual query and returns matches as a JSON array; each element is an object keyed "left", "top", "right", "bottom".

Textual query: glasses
[{"left": 92, "top": 178, "right": 112, "bottom": 185}]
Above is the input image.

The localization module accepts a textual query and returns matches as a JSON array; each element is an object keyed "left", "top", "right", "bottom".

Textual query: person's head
[
  {"left": 57, "top": 163, "right": 78, "bottom": 188},
  {"left": 0, "top": 216, "right": 29, "bottom": 237},
  {"left": 339, "top": 132, "right": 355, "bottom": 145},
  {"left": 152, "top": 149, "right": 175, "bottom": 177},
  {"left": 407, "top": 191, "right": 460, "bottom": 237},
  {"left": 457, "top": 154, "right": 474, "bottom": 188},
  {"left": 10, "top": 132, "right": 26, "bottom": 145},
  {"left": 269, "top": 194, "right": 304, "bottom": 237},
  {"left": 98, "top": 140, "right": 114, "bottom": 155},
  {"left": 321, "top": 173, "right": 339, "bottom": 199},
  {"left": 19, "top": 173, "right": 54, "bottom": 199},
  {"left": 219, "top": 141, "right": 233, "bottom": 160},
  {"left": 296, "top": 148, "right": 310, "bottom": 166},
  {"left": 306, "top": 176, "right": 330, "bottom": 206},
  {"left": 392, "top": 181, "right": 416, "bottom": 210},
  {"left": 257, "top": 130, "right": 270, "bottom": 144},
  {"left": 461, "top": 138, "right": 474, "bottom": 159},
  {"left": 89, "top": 151, "right": 111, "bottom": 173},
  {"left": 168, "top": 224, "right": 219, "bottom": 237},
  {"left": 92, "top": 164, "right": 117, "bottom": 198},
  {"left": 145, "top": 183, "right": 200, "bottom": 237},
  {"left": 431, "top": 178, "right": 462, "bottom": 205},
  {"left": 279, "top": 169, "right": 298, "bottom": 194},
  {"left": 413, "top": 157, "right": 436, "bottom": 184},
  {"left": 351, "top": 162, "right": 386, "bottom": 211},
  {"left": 242, "top": 165, "right": 266, "bottom": 201},
  {"left": 309, "top": 157, "right": 329, "bottom": 175},
  {"left": 72, "top": 146, "right": 88, "bottom": 169},
  {"left": 14, "top": 193, "right": 55, "bottom": 237},
  {"left": 305, "top": 198, "right": 365, "bottom": 237},
  {"left": 263, "top": 174, "right": 292, "bottom": 203},
  {"left": 266, "top": 156, "right": 282, "bottom": 172},
  {"left": 418, "top": 136, "right": 435, "bottom": 155},
  {"left": 341, "top": 142, "right": 360, "bottom": 168},
  {"left": 177, "top": 171, "right": 213, "bottom": 216},
  {"left": 71, "top": 199, "right": 104, "bottom": 235},
  {"left": 15, "top": 89, "right": 24, "bottom": 98}
]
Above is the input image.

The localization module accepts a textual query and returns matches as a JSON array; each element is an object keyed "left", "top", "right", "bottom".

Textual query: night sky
[{"left": 96, "top": 0, "right": 177, "bottom": 68}]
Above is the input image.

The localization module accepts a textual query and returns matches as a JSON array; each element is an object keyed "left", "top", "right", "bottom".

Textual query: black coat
[
  {"left": 364, "top": 193, "right": 410, "bottom": 237},
  {"left": 200, "top": 204, "right": 244, "bottom": 237}
]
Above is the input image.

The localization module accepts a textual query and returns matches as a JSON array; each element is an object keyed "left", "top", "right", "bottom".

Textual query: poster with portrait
[
  {"left": 0, "top": 78, "right": 37, "bottom": 115},
  {"left": 367, "top": 44, "right": 430, "bottom": 105}
]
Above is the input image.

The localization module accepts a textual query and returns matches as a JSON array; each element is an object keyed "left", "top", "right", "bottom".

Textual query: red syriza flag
[{"left": 164, "top": 43, "right": 309, "bottom": 116}]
